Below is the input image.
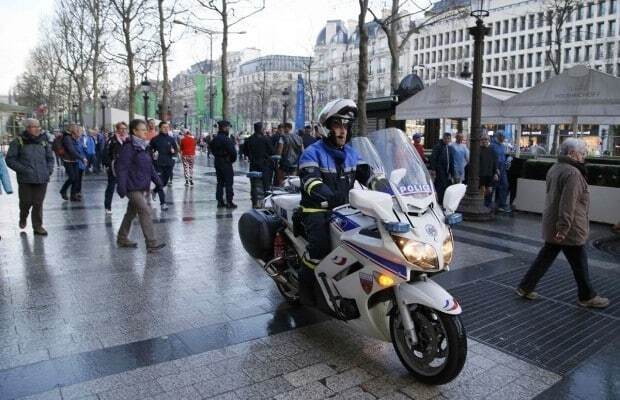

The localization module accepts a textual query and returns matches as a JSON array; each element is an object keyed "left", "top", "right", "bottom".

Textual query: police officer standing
[
  {"left": 209, "top": 120, "right": 237, "bottom": 208},
  {"left": 244, "top": 122, "right": 274, "bottom": 208}
]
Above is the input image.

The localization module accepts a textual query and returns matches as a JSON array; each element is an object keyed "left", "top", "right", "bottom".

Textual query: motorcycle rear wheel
[{"left": 390, "top": 305, "right": 467, "bottom": 385}]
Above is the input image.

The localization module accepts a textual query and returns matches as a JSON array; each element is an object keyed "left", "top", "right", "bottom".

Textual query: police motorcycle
[{"left": 238, "top": 128, "right": 467, "bottom": 384}]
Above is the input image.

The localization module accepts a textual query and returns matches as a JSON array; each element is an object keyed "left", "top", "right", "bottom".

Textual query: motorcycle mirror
[
  {"left": 443, "top": 183, "right": 466, "bottom": 215},
  {"left": 389, "top": 168, "right": 407, "bottom": 186}
]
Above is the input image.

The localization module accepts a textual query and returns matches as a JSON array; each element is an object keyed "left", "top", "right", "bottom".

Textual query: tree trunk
[
  {"left": 356, "top": 0, "right": 369, "bottom": 136},
  {"left": 124, "top": 18, "right": 135, "bottom": 120},
  {"left": 158, "top": 0, "right": 169, "bottom": 121}
]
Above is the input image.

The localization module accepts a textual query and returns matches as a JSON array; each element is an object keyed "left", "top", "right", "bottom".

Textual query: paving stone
[
  {"left": 0, "top": 348, "right": 49, "bottom": 370},
  {"left": 233, "top": 376, "right": 295, "bottom": 399},
  {"left": 359, "top": 374, "right": 416, "bottom": 398},
  {"left": 15, "top": 388, "right": 62, "bottom": 400},
  {"left": 157, "top": 367, "right": 218, "bottom": 391},
  {"left": 243, "top": 358, "right": 299, "bottom": 382},
  {"left": 324, "top": 367, "right": 374, "bottom": 392},
  {"left": 194, "top": 372, "right": 254, "bottom": 398},
  {"left": 399, "top": 382, "right": 443, "bottom": 400},
  {"left": 47, "top": 338, "right": 103, "bottom": 359},
  {"left": 328, "top": 386, "right": 377, "bottom": 400},
  {"left": 273, "top": 381, "right": 335, "bottom": 400},
  {"left": 97, "top": 380, "right": 164, "bottom": 400},
  {"left": 149, "top": 385, "right": 203, "bottom": 400},
  {"left": 206, "top": 392, "right": 241, "bottom": 400},
  {"left": 283, "top": 363, "right": 337, "bottom": 387},
  {"left": 483, "top": 381, "right": 538, "bottom": 400},
  {"left": 376, "top": 392, "right": 413, "bottom": 400}
]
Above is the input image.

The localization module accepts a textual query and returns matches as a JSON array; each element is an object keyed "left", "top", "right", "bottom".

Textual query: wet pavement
[{"left": 0, "top": 154, "right": 618, "bottom": 399}]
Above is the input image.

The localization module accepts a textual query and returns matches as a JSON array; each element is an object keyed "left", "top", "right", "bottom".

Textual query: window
[
  {"left": 451, "top": 31, "right": 456, "bottom": 43},
  {"left": 458, "top": 29, "right": 463, "bottom": 42},
  {"left": 536, "top": 52, "right": 542, "bottom": 66},
  {"left": 520, "top": 16, "right": 526, "bottom": 31},
  {"left": 458, "top": 47, "right": 463, "bottom": 58},
  {"left": 527, "top": 72, "right": 532, "bottom": 86},
  {"left": 598, "top": 0, "right": 606, "bottom": 16},
  {"left": 528, "top": 34, "right": 534, "bottom": 48},
  {"left": 432, "top": 35, "right": 436, "bottom": 47},
  {"left": 545, "top": 70, "right": 551, "bottom": 80},
  {"left": 546, "top": 11, "right": 553, "bottom": 26},
  {"left": 519, "top": 36, "right": 525, "bottom": 49},
  {"left": 486, "top": 59, "right": 492, "bottom": 72},
  {"left": 537, "top": 12, "right": 544, "bottom": 27},
  {"left": 537, "top": 32, "right": 543, "bottom": 46},
  {"left": 503, "top": 38, "right": 508, "bottom": 52},
  {"left": 509, "top": 74, "right": 515, "bottom": 88},
  {"left": 519, "top": 54, "right": 524, "bottom": 68},
  {"left": 607, "top": 42, "right": 614, "bottom": 59},
  {"left": 586, "top": 24, "right": 593, "bottom": 40},
  {"left": 518, "top": 73, "right": 524, "bottom": 87},
  {"left": 596, "top": 44, "right": 603, "bottom": 59},
  {"left": 494, "top": 58, "right": 500, "bottom": 71},
  {"left": 501, "top": 75, "right": 507, "bottom": 87},
  {"left": 445, "top": 32, "right": 450, "bottom": 45},
  {"left": 487, "top": 41, "right": 492, "bottom": 53},
  {"left": 527, "top": 53, "right": 533, "bottom": 67},
  {"left": 535, "top": 71, "right": 542, "bottom": 84},
  {"left": 565, "top": 47, "right": 571, "bottom": 63},
  {"left": 495, "top": 21, "right": 501, "bottom": 34},
  {"left": 565, "top": 27, "right": 572, "bottom": 43},
  {"left": 586, "top": 2, "right": 593, "bottom": 18},
  {"left": 611, "top": 0, "right": 618, "bottom": 14},
  {"left": 576, "top": 4, "right": 583, "bottom": 20},
  {"left": 528, "top": 14, "right": 535, "bottom": 29},
  {"left": 546, "top": 30, "right": 552, "bottom": 44},
  {"left": 576, "top": 26, "right": 582, "bottom": 41},
  {"left": 609, "top": 21, "right": 616, "bottom": 37},
  {"left": 575, "top": 46, "right": 581, "bottom": 62},
  {"left": 438, "top": 51, "right": 442, "bottom": 62},
  {"left": 585, "top": 45, "right": 591, "bottom": 60},
  {"left": 432, "top": 51, "right": 436, "bottom": 63},
  {"left": 439, "top": 35, "right": 443, "bottom": 46},
  {"left": 413, "top": 39, "right": 418, "bottom": 50},
  {"left": 413, "top": 55, "right": 418, "bottom": 64},
  {"left": 511, "top": 37, "right": 516, "bottom": 51},
  {"left": 493, "top": 76, "right": 499, "bottom": 86},
  {"left": 511, "top": 18, "right": 517, "bottom": 32},
  {"left": 465, "top": 45, "right": 470, "bottom": 58},
  {"left": 597, "top": 22, "right": 604, "bottom": 38},
  {"left": 486, "top": 77, "right": 491, "bottom": 84},
  {"left": 495, "top": 39, "right": 500, "bottom": 53}
]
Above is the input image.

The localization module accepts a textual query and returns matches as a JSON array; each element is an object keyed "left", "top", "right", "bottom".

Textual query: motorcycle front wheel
[{"left": 390, "top": 305, "right": 467, "bottom": 385}]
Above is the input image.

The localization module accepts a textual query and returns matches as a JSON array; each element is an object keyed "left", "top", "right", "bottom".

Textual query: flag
[
  {"left": 295, "top": 74, "right": 305, "bottom": 131},
  {"left": 195, "top": 74, "right": 206, "bottom": 118}
]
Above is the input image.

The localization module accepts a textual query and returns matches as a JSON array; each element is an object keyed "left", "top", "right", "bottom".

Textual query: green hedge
[{"left": 520, "top": 159, "right": 620, "bottom": 188}]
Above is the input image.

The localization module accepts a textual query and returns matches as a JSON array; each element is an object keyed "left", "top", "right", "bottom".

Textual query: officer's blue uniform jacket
[{"left": 298, "top": 139, "right": 372, "bottom": 210}]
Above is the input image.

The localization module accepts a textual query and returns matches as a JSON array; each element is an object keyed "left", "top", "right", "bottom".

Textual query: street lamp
[
  {"left": 58, "top": 106, "right": 64, "bottom": 129},
  {"left": 281, "top": 87, "right": 290, "bottom": 123},
  {"left": 72, "top": 103, "right": 78, "bottom": 123},
  {"left": 458, "top": 0, "right": 494, "bottom": 221},
  {"left": 100, "top": 91, "right": 108, "bottom": 133},
  {"left": 183, "top": 103, "right": 189, "bottom": 128},
  {"left": 141, "top": 78, "right": 151, "bottom": 120}
]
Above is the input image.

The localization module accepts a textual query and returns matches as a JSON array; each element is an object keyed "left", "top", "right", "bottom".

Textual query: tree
[
  {"left": 356, "top": 0, "right": 370, "bottom": 136},
  {"left": 157, "top": 0, "right": 186, "bottom": 121},
  {"left": 544, "top": 0, "right": 582, "bottom": 75},
  {"left": 82, "top": 0, "right": 109, "bottom": 128},
  {"left": 194, "top": 0, "right": 265, "bottom": 120},
  {"left": 369, "top": 0, "right": 468, "bottom": 92},
  {"left": 109, "top": 0, "right": 157, "bottom": 120}
]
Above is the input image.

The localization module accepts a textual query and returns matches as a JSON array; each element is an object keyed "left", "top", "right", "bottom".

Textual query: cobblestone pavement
[{"left": 0, "top": 154, "right": 617, "bottom": 399}]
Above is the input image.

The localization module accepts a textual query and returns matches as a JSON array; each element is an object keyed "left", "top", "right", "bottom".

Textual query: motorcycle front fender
[{"left": 397, "top": 280, "right": 462, "bottom": 315}]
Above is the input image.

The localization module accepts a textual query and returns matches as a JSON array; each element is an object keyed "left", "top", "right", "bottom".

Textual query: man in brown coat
[{"left": 516, "top": 138, "right": 608, "bottom": 308}]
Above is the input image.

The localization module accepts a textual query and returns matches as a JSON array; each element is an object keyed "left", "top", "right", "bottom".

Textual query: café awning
[
  {"left": 395, "top": 77, "right": 520, "bottom": 123},
  {"left": 500, "top": 65, "right": 620, "bottom": 124}
]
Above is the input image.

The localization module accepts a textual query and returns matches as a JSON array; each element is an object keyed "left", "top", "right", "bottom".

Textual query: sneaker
[
  {"left": 189, "top": 180, "right": 194, "bottom": 186},
  {"left": 105, "top": 208, "right": 112, "bottom": 215},
  {"left": 147, "top": 243, "right": 166, "bottom": 253},
  {"left": 226, "top": 202, "right": 238, "bottom": 209},
  {"left": 33, "top": 228, "right": 48, "bottom": 236},
  {"left": 160, "top": 203, "right": 169, "bottom": 211},
  {"left": 185, "top": 180, "right": 189, "bottom": 186},
  {"left": 217, "top": 202, "right": 227, "bottom": 208},
  {"left": 515, "top": 287, "right": 538, "bottom": 300},
  {"left": 117, "top": 239, "right": 138, "bottom": 248},
  {"left": 497, "top": 207, "right": 512, "bottom": 213},
  {"left": 60, "top": 191, "right": 68, "bottom": 200},
  {"left": 578, "top": 295, "right": 610, "bottom": 309}
]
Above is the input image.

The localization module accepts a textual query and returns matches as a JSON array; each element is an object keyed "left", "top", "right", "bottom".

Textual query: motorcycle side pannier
[{"left": 238, "top": 209, "right": 283, "bottom": 262}]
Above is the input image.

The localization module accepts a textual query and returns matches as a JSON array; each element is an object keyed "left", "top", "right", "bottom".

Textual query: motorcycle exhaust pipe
[{"left": 253, "top": 257, "right": 288, "bottom": 285}]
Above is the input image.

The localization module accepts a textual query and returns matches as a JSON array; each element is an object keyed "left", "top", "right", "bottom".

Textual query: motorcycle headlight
[
  {"left": 392, "top": 236, "right": 439, "bottom": 270},
  {"left": 443, "top": 232, "right": 454, "bottom": 266}
]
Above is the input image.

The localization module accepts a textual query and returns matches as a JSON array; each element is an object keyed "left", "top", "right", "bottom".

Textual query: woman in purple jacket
[{"left": 116, "top": 119, "right": 166, "bottom": 253}]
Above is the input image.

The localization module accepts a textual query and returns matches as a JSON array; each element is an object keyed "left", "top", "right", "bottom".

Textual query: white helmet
[{"left": 317, "top": 98, "right": 357, "bottom": 137}]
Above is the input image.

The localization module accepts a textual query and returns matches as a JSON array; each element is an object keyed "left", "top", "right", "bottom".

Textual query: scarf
[
  {"left": 132, "top": 135, "right": 149, "bottom": 151},
  {"left": 323, "top": 139, "right": 346, "bottom": 164}
]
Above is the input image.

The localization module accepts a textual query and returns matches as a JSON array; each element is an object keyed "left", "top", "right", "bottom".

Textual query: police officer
[
  {"left": 298, "top": 99, "right": 384, "bottom": 308},
  {"left": 245, "top": 122, "right": 274, "bottom": 208},
  {"left": 209, "top": 120, "right": 237, "bottom": 208}
]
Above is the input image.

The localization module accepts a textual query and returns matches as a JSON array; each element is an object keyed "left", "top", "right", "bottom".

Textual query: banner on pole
[
  {"left": 295, "top": 74, "right": 305, "bottom": 131},
  {"left": 195, "top": 74, "right": 207, "bottom": 118}
]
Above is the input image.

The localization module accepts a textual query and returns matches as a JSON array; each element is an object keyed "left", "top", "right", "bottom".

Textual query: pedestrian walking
[
  {"left": 180, "top": 129, "right": 197, "bottom": 186},
  {"left": 59, "top": 124, "right": 87, "bottom": 201},
  {"left": 301, "top": 125, "right": 317, "bottom": 149},
  {"left": 412, "top": 133, "right": 427, "bottom": 163},
  {"left": 150, "top": 121, "right": 178, "bottom": 211},
  {"left": 103, "top": 121, "right": 128, "bottom": 214},
  {"left": 245, "top": 122, "right": 275, "bottom": 208},
  {"left": 516, "top": 138, "right": 609, "bottom": 309},
  {"left": 209, "top": 120, "right": 237, "bottom": 208},
  {"left": 491, "top": 132, "right": 510, "bottom": 212},
  {"left": 83, "top": 130, "right": 97, "bottom": 174},
  {"left": 116, "top": 119, "right": 166, "bottom": 253},
  {"left": 52, "top": 129, "right": 63, "bottom": 166},
  {"left": 276, "top": 122, "right": 304, "bottom": 180},
  {"left": 430, "top": 132, "right": 455, "bottom": 204},
  {"left": 479, "top": 135, "right": 499, "bottom": 208},
  {"left": 0, "top": 151, "right": 14, "bottom": 240},
  {"left": 450, "top": 132, "right": 469, "bottom": 184},
  {"left": 94, "top": 129, "right": 106, "bottom": 173},
  {"left": 5, "top": 118, "right": 54, "bottom": 235}
]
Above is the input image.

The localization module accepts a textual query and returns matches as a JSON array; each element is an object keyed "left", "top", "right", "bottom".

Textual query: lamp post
[
  {"left": 100, "top": 92, "right": 108, "bottom": 133},
  {"left": 183, "top": 103, "right": 189, "bottom": 129},
  {"left": 58, "top": 107, "right": 64, "bottom": 129},
  {"left": 72, "top": 103, "right": 78, "bottom": 124},
  {"left": 141, "top": 78, "right": 151, "bottom": 120},
  {"left": 458, "top": 0, "right": 494, "bottom": 221},
  {"left": 281, "top": 87, "right": 290, "bottom": 123}
]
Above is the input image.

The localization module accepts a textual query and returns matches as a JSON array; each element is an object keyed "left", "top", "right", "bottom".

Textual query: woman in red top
[{"left": 179, "top": 130, "right": 197, "bottom": 186}]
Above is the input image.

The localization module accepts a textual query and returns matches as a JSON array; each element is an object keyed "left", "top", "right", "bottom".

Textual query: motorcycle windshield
[{"left": 350, "top": 128, "right": 434, "bottom": 198}]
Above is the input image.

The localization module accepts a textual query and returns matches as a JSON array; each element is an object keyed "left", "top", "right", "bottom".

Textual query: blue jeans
[{"left": 494, "top": 167, "right": 509, "bottom": 209}]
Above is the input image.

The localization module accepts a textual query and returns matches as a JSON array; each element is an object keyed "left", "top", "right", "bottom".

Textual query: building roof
[
  {"left": 239, "top": 55, "right": 311, "bottom": 75},
  {"left": 315, "top": 20, "right": 349, "bottom": 46}
]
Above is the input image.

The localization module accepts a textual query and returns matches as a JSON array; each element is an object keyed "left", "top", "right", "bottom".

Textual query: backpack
[{"left": 52, "top": 136, "right": 65, "bottom": 157}]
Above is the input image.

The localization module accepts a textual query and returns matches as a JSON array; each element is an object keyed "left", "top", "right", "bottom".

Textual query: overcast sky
[{"left": 0, "top": 0, "right": 374, "bottom": 95}]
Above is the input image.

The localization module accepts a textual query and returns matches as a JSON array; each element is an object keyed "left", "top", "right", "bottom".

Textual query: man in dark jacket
[
  {"left": 5, "top": 118, "right": 54, "bottom": 235},
  {"left": 479, "top": 135, "right": 499, "bottom": 207},
  {"left": 245, "top": 122, "right": 274, "bottom": 207},
  {"left": 116, "top": 119, "right": 165, "bottom": 253},
  {"left": 430, "top": 132, "right": 455, "bottom": 204},
  {"left": 301, "top": 125, "right": 317, "bottom": 149},
  {"left": 209, "top": 120, "right": 237, "bottom": 208},
  {"left": 60, "top": 123, "right": 88, "bottom": 201},
  {"left": 149, "top": 121, "right": 177, "bottom": 211},
  {"left": 103, "top": 121, "right": 128, "bottom": 214}
]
